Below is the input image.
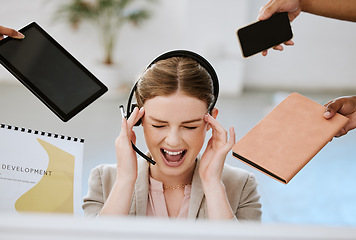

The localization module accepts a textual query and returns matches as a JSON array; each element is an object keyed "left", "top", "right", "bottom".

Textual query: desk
[{"left": 0, "top": 214, "right": 355, "bottom": 240}]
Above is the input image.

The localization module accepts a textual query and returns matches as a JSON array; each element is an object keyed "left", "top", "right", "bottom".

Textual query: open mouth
[{"left": 160, "top": 148, "right": 187, "bottom": 167}]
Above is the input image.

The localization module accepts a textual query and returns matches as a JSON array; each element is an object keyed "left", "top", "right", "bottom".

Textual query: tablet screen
[{"left": 0, "top": 22, "right": 107, "bottom": 122}]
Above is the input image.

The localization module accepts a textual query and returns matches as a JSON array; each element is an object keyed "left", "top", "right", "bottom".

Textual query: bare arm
[{"left": 300, "top": 0, "right": 356, "bottom": 22}]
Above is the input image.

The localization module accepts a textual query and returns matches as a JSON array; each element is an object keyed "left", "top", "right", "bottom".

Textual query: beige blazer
[{"left": 83, "top": 157, "right": 261, "bottom": 221}]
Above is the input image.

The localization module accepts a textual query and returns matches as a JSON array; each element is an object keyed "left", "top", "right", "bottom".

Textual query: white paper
[{"left": 0, "top": 124, "right": 83, "bottom": 215}]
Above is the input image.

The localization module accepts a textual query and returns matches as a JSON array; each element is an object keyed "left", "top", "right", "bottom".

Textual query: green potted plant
[{"left": 55, "top": 0, "right": 154, "bottom": 65}]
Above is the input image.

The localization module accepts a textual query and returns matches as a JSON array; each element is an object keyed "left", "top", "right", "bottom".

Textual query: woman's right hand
[
  {"left": 99, "top": 107, "right": 145, "bottom": 216},
  {"left": 115, "top": 107, "right": 145, "bottom": 183}
]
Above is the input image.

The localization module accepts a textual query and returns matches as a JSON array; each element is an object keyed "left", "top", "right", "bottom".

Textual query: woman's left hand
[{"left": 199, "top": 113, "right": 235, "bottom": 186}]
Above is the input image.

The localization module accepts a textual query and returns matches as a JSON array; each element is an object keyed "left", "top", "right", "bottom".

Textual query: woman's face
[{"left": 142, "top": 92, "right": 211, "bottom": 180}]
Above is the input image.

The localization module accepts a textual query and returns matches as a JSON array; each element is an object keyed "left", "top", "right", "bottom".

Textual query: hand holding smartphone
[{"left": 237, "top": 12, "right": 293, "bottom": 58}]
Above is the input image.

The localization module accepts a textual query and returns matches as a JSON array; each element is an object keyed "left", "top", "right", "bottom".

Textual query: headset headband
[{"left": 126, "top": 50, "right": 219, "bottom": 119}]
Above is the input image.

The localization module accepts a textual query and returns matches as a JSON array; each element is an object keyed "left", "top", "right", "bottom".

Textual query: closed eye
[
  {"left": 152, "top": 125, "right": 165, "bottom": 128},
  {"left": 184, "top": 126, "right": 197, "bottom": 130}
]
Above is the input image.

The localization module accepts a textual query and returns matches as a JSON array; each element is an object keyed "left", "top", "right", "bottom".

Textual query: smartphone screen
[{"left": 237, "top": 12, "right": 293, "bottom": 58}]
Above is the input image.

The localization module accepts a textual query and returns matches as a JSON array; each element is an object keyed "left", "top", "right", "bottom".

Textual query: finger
[
  {"left": 324, "top": 100, "right": 343, "bottom": 119},
  {"left": 119, "top": 117, "right": 137, "bottom": 144},
  {"left": 118, "top": 117, "right": 137, "bottom": 148},
  {"left": 120, "top": 117, "right": 129, "bottom": 138},
  {"left": 284, "top": 39, "right": 294, "bottom": 46},
  {"left": 0, "top": 26, "right": 24, "bottom": 39},
  {"left": 259, "top": 0, "right": 273, "bottom": 14},
  {"left": 127, "top": 107, "right": 144, "bottom": 128},
  {"left": 273, "top": 45, "right": 284, "bottom": 51},
  {"left": 205, "top": 137, "right": 214, "bottom": 151},
  {"left": 220, "top": 127, "right": 235, "bottom": 153},
  {"left": 324, "top": 100, "right": 333, "bottom": 107},
  {"left": 205, "top": 114, "right": 226, "bottom": 134},
  {"left": 323, "top": 110, "right": 332, "bottom": 119},
  {"left": 136, "top": 107, "right": 145, "bottom": 124},
  {"left": 227, "top": 127, "right": 236, "bottom": 147},
  {"left": 131, "top": 130, "right": 137, "bottom": 145},
  {"left": 126, "top": 107, "right": 139, "bottom": 128},
  {"left": 262, "top": 40, "right": 293, "bottom": 56},
  {"left": 205, "top": 114, "right": 228, "bottom": 142},
  {"left": 258, "top": 0, "right": 279, "bottom": 21},
  {"left": 258, "top": 0, "right": 273, "bottom": 20},
  {"left": 335, "top": 127, "right": 347, "bottom": 137}
]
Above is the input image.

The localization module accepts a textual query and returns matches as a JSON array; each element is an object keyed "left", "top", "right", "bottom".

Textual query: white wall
[
  {"left": 1, "top": 0, "right": 355, "bottom": 93},
  {"left": 0, "top": 0, "right": 249, "bottom": 96}
]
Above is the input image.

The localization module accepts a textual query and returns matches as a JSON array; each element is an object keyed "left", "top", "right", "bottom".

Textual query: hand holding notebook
[{"left": 232, "top": 92, "right": 348, "bottom": 184}]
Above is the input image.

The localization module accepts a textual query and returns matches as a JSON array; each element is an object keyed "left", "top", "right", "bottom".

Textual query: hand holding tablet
[{"left": 0, "top": 22, "right": 107, "bottom": 122}]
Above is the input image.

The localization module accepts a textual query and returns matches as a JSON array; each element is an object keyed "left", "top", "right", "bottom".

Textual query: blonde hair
[{"left": 135, "top": 57, "right": 215, "bottom": 111}]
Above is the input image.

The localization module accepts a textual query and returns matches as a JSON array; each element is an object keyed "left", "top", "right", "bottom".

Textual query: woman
[{"left": 83, "top": 50, "right": 262, "bottom": 221}]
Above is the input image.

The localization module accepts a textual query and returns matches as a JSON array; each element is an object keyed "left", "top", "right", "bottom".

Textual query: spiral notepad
[{"left": 0, "top": 123, "right": 84, "bottom": 215}]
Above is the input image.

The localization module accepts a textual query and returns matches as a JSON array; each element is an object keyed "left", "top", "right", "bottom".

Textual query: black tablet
[{"left": 0, "top": 22, "right": 107, "bottom": 122}]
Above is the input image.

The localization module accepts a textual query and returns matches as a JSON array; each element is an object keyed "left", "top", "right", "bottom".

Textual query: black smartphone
[{"left": 237, "top": 12, "right": 293, "bottom": 58}]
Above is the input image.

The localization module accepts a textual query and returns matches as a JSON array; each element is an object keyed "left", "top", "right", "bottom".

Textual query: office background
[{"left": 0, "top": 0, "right": 355, "bottom": 226}]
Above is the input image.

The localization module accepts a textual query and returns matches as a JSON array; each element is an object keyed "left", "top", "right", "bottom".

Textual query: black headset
[{"left": 121, "top": 50, "right": 219, "bottom": 165}]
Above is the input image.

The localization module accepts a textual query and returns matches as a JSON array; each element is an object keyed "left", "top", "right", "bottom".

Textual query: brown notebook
[{"left": 232, "top": 92, "right": 348, "bottom": 184}]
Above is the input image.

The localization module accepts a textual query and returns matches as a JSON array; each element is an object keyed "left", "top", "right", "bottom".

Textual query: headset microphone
[{"left": 121, "top": 50, "right": 219, "bottom": 165}]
